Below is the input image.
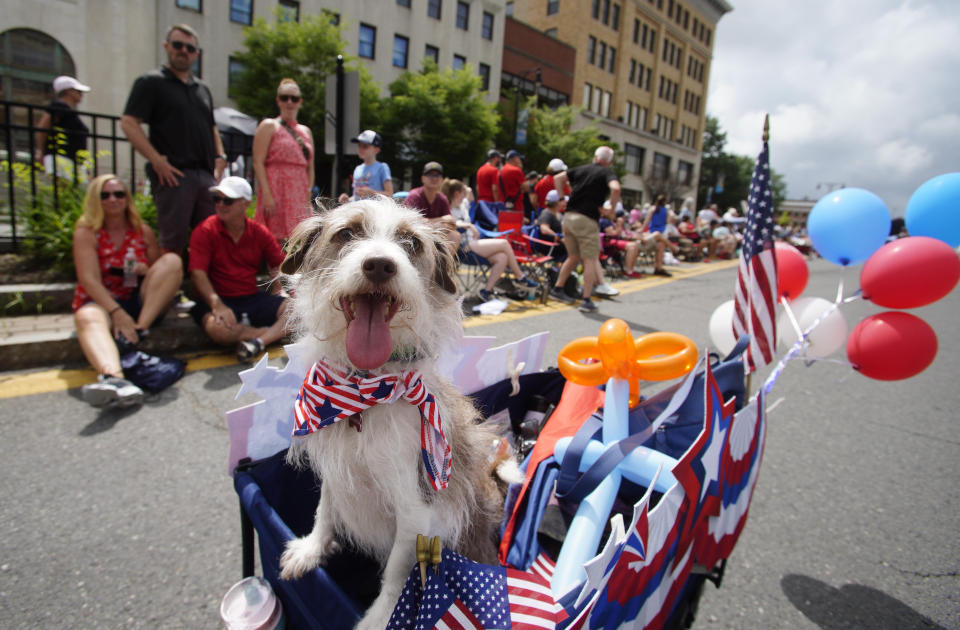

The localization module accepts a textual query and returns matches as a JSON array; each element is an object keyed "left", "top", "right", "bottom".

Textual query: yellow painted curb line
[{"left": 1, "top": 261, "right": 737, "bottom": 398}]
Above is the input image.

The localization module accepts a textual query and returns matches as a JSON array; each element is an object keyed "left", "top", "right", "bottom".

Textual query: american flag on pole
[{"left": 732, "top": 116, "right": 778, "bottom": 372}]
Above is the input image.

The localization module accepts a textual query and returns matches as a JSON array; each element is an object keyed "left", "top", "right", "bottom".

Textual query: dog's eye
[
  {"left": 334, "top": 227, "right": 355, "bottom": 243},
  {"left": 399, "top": 234, "right": 423, "bottom": 255}
]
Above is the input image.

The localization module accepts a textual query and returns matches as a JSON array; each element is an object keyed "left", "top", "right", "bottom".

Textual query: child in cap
[{"left": 339, "top": 129, "right": 393, "bottom": 203}]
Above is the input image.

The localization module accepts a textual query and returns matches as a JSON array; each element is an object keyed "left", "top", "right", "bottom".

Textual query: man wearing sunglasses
[
  {"left": 121, "top": 23, "right": 227, "bottom": 256},
  {"left": 188, "top": 177, "right": 290, "bottom": 363}
]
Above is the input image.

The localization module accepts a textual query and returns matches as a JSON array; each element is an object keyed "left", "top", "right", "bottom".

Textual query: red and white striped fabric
[{"left": 507, "top": 554, "right": 567, "bottom": 629}]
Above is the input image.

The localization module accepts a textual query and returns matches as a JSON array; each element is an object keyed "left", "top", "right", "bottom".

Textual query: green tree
[
  {"left": 494, "top": 93, "right": 618, "bottom": 177},
  {"left": 698, "top": 115, "right": 788, "bottom": 212},
  {"left": 379, "top": 63, "right": 498, "bottom": 182}
]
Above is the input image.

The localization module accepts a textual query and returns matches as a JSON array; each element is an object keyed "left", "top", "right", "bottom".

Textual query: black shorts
[{"left": 190, "top": 292, "right": 286, "bottom": 327}]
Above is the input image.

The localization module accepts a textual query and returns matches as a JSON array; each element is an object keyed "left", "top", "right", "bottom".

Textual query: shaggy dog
[{"left": 278, "top": 198, "right": 509, "bottom": 629}]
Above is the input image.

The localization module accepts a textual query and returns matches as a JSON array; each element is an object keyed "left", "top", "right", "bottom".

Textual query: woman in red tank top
[{"left": 73, "top": 174, "right": 183, "bottom": 407}]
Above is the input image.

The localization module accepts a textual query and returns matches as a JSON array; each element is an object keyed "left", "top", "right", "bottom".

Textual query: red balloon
[
  {"left": 846, "top": 311, "right": 937, "bottom": 381},
  {"left": 860, "top": 236, "right": 960, "bottom": 308},
  {"left": 774, "top": 242, "right": 809, "bottom": 300}
]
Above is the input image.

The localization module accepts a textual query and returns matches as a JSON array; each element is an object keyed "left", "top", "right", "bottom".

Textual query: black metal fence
[{"left": 0, "top": 100, "right": 252, "bottom": 253}]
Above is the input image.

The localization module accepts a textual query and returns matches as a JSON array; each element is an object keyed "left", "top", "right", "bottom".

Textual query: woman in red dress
[
  {"left": 252, "top": 78, "right": 315, "bottom": 241},
  {"left": 72, "top": 174, "right": 182, "bottom": 407}
]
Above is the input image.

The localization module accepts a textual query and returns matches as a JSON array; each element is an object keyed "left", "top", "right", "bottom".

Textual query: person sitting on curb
[
  {"left": 73, "top": 174, "right": 183, "bottom": 408},
  {"left": 188, "top": 176, "right": 290, "bottom": 363}
]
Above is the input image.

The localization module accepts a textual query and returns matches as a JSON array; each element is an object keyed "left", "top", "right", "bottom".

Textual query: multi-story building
[
  {"left": 0, "top": 0, "right": 506, "bottom": 124},
  {"left": 507, "top": 0, "right": 731, "bottom": 208}
]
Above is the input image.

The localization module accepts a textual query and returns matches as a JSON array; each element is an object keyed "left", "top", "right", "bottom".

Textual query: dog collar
[{"left": 293, "top": 359, "right": 451, "bottom": 491}]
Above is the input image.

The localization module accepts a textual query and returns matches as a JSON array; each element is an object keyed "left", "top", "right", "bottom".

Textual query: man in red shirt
[
  {"left": 475, "top": 149, "right": 502, "bottom": 202},
  {"left": 189, "top": 176, "right": 290, "bottom": 362},
  {"left": 534, "top": 157, "right": 570, "bottom": 209},
  {"left": 500, "top": 149, "right": 527, "bottom": 209}
]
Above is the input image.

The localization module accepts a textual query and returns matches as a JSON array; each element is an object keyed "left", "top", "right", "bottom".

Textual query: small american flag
[{"left": 732, "top": 121, "right": 778, "bottom": 372}]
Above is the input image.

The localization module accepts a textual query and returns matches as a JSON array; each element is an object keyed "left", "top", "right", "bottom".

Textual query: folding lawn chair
[{"left": 497, "top": 210, "right": 555, "bottom": 304}]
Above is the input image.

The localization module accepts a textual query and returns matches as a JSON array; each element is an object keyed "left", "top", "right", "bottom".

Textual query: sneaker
[
  {"left": 478, "top": 288, "right": 494, "bottom": 302},
  {"left": 517, "top": 275, "right": 539, "bottom": 289},
  {"left": 594, "top": 282, "right": 620, "bottom": 297},
  {"left": 236, "top": 338, "right": 265, "bottom": 363},
  {"left": 653, "top": 268, "right": 672, "bottom": 277},
  {"left": 172, "top": 291, "right": 196, "bottom": 314},
  {"left": 578, "top": 298, "right": 598, "bottom": 313},
  {"left": 625, "top": 271, "right": 645, "bottom": 279},
  {"left": 549, "top": 286, "right": 575, "bottom": 304},
  {"left": 82, "top": 375, "right": 144, "bottom": 408}
]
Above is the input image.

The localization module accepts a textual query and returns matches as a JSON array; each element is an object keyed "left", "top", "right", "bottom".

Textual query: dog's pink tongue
[{"left": 346, "top": 295, "right": 393, "bottom": 370}]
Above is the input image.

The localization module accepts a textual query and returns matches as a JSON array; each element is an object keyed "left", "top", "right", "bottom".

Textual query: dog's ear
[
  {"left": 433, "top": 238, "right": 458, "bottom": 294},
  {"left": 281, "top": 217, "right": 322, "bottom": 275}
]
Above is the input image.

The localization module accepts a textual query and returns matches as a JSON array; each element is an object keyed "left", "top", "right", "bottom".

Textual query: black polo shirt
[
  {"left": 566, "top": 163, "right": 618, "bottom": 222},
  {"left": 44, "top": 99, "right": 89, "bottom": 158},
  {"left": 123, "top": 66, "right": 216, "bottom": 173}
]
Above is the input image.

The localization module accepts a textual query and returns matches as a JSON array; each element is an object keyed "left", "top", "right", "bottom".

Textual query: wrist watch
[{"left": 216, "top": 153, "right": 228, "bottom": 162}]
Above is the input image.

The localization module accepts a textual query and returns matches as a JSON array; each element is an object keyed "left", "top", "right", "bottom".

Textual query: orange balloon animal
[{"left": 557, "top": 319, "right": 697, "bottom": 405}]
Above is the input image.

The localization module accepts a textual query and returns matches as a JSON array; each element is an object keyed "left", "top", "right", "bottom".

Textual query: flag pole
[{"left": 745, "top": 113, "right": 770, "bottom": 398}]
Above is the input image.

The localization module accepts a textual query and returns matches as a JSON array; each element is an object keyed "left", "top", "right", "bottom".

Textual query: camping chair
[
  {"left": 456, "top": 232, "right": 492, "bottom": 297},
  {"left": 497, "top": 210, "right": 554, "bottom": 304}
]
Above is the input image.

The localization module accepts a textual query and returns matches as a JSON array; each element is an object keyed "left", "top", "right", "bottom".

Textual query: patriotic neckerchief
[{"left": 293, "top": 359, "right": 451, "bottom": 491}]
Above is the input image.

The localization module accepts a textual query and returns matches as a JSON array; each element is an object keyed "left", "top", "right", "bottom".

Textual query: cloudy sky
[{"left": 708, "top": 0, "right": 959, "bottom": 215}]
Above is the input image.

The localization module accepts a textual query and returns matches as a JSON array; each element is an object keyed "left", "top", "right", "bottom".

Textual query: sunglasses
[
  {"left": 100, "top": 190, "right": 127, "bottom": 200},
  {"left": 278, "top": 94, "right": 301, "bottom": 103},
  {"left": 169, "top": 40, "right": 198, "bottom": 54},
  {"left": 213, "top": 195, "right": 240, "bottom": 206}
]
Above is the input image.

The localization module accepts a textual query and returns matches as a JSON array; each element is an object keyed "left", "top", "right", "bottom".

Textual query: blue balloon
[
  {"left": 905, "top": 173, "right": 960, "bottom": 248},
  {"left": 807, "top": 188, "right": 890, "bottom": 266}
]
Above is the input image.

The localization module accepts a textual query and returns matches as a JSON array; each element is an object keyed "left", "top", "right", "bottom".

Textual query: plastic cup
[{"left": 220, "top": 576, "right": 285, "bottom": 630}]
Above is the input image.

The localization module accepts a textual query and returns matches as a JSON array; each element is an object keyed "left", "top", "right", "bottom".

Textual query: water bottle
[
  {"left": 240, "top": 312, "right": 252, "bottom": 327},
  {"left": 123, "top": 247, "right": 138, "bottom": 288}
]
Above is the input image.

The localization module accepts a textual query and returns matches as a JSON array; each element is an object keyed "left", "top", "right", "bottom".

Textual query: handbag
[
  {"left": 279, "top": 119, "right": 310, "bottom": 163},
  {"left": 120, "top": 351, "right": 186, "bottom": 393}
]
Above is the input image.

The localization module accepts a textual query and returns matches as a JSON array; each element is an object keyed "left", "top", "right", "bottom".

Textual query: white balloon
[
  {"left": 709, "top": 300, "right": 737, "bottom": 356},
  {"left": 777, "top": 296, "right": 848, "bottom": 359}
]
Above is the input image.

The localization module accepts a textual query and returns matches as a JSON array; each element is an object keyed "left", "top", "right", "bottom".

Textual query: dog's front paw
[
  {"left": 279, "top": 536, "right": 339, "bottom": 580},
  {"left": 354, "top": 596, "right": 397, "bottom": 630}
]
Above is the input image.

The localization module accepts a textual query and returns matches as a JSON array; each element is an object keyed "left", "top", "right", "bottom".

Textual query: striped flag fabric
[
  {"left": 387, "top": 550, "right": 566, "bottom": 629},
  {"left": 732, "top": 131, "right": 778, "bottom": 372},
  {"left": 293, "top": 359, "right": 452, "bottom": 490}
]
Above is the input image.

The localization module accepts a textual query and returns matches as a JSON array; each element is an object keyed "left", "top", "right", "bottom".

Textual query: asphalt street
[{"left": 0, "top": 258, "right": 957, "bottom": 629}]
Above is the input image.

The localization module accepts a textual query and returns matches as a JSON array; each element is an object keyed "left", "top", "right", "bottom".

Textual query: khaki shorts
[{"left": 562, "top": 212, "right": 600, "bottom": 259}]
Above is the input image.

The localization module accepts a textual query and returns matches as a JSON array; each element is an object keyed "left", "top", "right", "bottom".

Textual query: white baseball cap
[
  {"left": 52, "top": 76, "right": 91, "bottom": 93},
  {"left": 210, "top": 176, "right": 252, "bottom": 201},
  {"left": 351, "top": 129, "right": 382, "bottom": 147},
  {"left": 545, "top": 190, "right": 568, "bottom": 204},
  {"left": 548, "top": 158, "right": 568, "bottom": 173}
]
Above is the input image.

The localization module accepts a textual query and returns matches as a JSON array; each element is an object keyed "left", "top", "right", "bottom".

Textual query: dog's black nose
[{"left": 362, "top": 257, "right": 397, "bottom": 284}]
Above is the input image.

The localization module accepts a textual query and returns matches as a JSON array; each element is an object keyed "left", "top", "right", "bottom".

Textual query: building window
[
  {"left": 457, "top": 2, "right": 470, "bottom": 29},
  {"left": 629, "top": 59, "right": 636, "bottom": 83},
  {"left": 547, "top": 0, "right": 559, "bottom": 15},
  {"left": 625, "top": 143, "right": 644, "bottom": 174},
  {"left": 393, "top": 34, "right": 409, "bottom": 68},
  {"left": 608, "top": 46, "right": 616, "bottom": 73},
  {"left": 428, "top": 0, "right": 442, "bottom": 20},
  {"left": 230, "top": 0, "right": 253, "bottom": 25},
  {"left": 482, "top": 11, "right": 494, "bottom": 39},
  {"left": 601, "top": 90, "right": 611, "bottom": 117},
  {"left": 545, "top": 27, "right": 557, "bottom": 37},
  {"left": 591, "top": 0, "right": 600, "bottom": 20},
  {"left": 678, "top": 160, "right": 693, "bottom": 185},
  {"left": 358, "top": 23, "right": 376, "bottom": 59},
  {"left": 612, "top": 4, "right": 620, "bottom": 30},
  {"left": 278, "top": 0, "right": 299, "bottom": 21},
  {"left": 633, "top": 19, "right": 639, "bottom": 43},
  {"left": 506, "top": 1, "right": 514, "bottom": 16},
  {"left": 587, "top": 36, "right": 596, "bottom": 65},
  {"left": 593, "top": 85, "right": 602, "bottom": 114},
  {"left": 190, "top": 49, "right": 202, "bottom": 78},
  {"left": 638, "top": 106, "right": 647, "bottom": 130},
  {"left": 397, "top": 0, "right": 411, "bottom": 6},
  {"left": 478, "top": 62, "right": 490, "bottom": 91},
  {"left": 228, "top": 56, "right": 245, "bottom": 96},
  {"left": 323, "top": 9, "right": 340, "bottom": 25},
  {"left": 453, "top": 54, "right": 466, "bottom": 70},
  {"left": 176, "top": 0, "right": 202, "bottom": 11},
  {"left": 598, "top": 41, "right": 606, "bottom": 69},
  {"left": 424, "top": 44, "right": 439, "bottom": 64},
  {"left": 653, "top": 152, "right": 670, "bottom": 179},
  {"left": 583, "top": 82, "right": 593, "bottom": 109}
]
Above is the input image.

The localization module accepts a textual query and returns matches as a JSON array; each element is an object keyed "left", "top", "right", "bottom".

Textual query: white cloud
[{"left": 708, "top": 0, "right": 960, "bottom": 214}]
